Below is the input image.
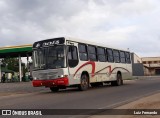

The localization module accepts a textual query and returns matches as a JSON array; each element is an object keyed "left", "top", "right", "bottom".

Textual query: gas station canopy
[
  {"left": 0, "top": 44, "right": 32, "bottom": 58},
  {"left": 0, "top": 44, "right": 33, "bottom": 82}
]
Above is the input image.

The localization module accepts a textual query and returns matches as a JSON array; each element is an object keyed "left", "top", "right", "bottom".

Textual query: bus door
[{"left": 66, "top": 41, "right": 79, "bottom": 84}]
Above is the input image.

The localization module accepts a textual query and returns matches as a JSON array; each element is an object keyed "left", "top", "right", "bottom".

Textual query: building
[
  {"left": 142, "top": 57, "right": 160, "bottom": 76},
  {"left": 132, "top": 53, "right": 142, "bottom": 63},
  {"left": 131, "top": 53, "right": 160, "bottom": 76},
  {"left": 131, "top": 53, "right": 144, "bottom": 76}
]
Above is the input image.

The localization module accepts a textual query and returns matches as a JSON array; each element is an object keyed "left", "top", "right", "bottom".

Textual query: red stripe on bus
[
  {"left": 95, "top": 65, "right": 111, "bottom": 74},
  {"left": 95, "top": 66, "right": 130, "bottom": 76},
  {"left": 74, "top": 61, "right": 95, "bottom": 77},
  {"left": 110, "top": 67, "right": 130, "bottom": 74},
  {"left": 74, "top": 63, "right": 130, "bottom": 78}
]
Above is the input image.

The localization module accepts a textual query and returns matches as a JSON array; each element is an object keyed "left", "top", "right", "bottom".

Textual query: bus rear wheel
[
  {"left": 78, "top": 74, "right": 89, "bottom": 91},
  {"left": 111, "top": 73, "right": 123, "bottom": 86},
  {"left": 50, "top": 87, "right": 59, "bottom": 92}
]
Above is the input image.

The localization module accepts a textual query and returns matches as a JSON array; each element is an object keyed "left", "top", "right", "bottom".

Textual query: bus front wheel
[{"left": 78, "top": 74, "right": 89, "bottom": 91}]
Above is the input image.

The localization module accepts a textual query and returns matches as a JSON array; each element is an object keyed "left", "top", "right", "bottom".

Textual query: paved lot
[
  {"left": 0, "top": 81, "right": 46, "bottom": 96},
  {"left": 0, "top": 77, "right": 159, "bottom": 118},
  {"left": 90, "top": 92, "right": 160, "bottom": 118}
]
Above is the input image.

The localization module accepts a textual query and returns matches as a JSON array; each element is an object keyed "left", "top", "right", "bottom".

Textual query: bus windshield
[{"left": 33, "top": 45, "right": 65, "bottom": 70}]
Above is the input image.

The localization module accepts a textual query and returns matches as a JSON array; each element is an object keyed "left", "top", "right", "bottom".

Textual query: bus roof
[
  {"left": 33, "top": 37, "right": 130, "bottom": 52},
  {"left": 65, "top": 37, "right": 130, "bottom": 52}
]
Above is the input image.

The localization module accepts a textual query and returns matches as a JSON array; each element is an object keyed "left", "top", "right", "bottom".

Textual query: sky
[{"left": 0, "top": 0, "right": 160, "bottom": 57}]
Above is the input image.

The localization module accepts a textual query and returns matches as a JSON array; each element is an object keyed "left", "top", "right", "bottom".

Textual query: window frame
[
  {"left": 97, "top": 47, "right": 106, "bottom": 62},
  {"left": 106, "top": 48, "right": 114, "bottom": 62},
  {"left": 120, "top": 51, "right": 126, "bottom": 63},
  {"left": 78, "top": 43, "right": 88, "bottom": 61},
  {"left": 68, "top": 46, "right": 79, "bottom": 68},
  {"left": 88, "top": 45, "right": 98, "bottom": 61},
  {"left": 125, "top": 52, "right": 131, "bottom": 64},
  {"left": 113, "top": 50, "right": 120, "bottom": 63}
]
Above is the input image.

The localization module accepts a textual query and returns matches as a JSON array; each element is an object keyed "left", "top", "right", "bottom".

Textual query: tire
[
  {"left": 111, "top": 73, "right": 123, "bottom": 86},
  {"left": 78, "top": 74, "right": 89, "bottom": 91},
  {"left": 116, "top": 73, "right": 122, "bottom": 86},
  {"left": 50, "top": 87, "right": 59, "bottom": 92}
]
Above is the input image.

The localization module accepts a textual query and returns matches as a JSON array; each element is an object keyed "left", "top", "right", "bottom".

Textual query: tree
[{"left": 2, "top": 58, "right": 19, "bottom": 72}]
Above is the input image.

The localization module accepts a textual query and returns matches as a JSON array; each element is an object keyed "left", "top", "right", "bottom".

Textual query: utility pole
[{"left": 19, "top": 55, "right": 22, "bottom": 82}]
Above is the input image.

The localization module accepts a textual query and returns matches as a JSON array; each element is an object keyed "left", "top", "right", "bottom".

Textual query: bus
[{"left": 32, "top": 37, "right": 132, "bottom": 92}]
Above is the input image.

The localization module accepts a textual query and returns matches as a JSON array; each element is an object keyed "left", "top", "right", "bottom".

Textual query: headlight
[
  {"left": 60, "top": 75, "right": 64, "bottom": 77},
  {"left": 33, "top": 77, "right": 37, "bottom": 80},
  {"left": 59, "top": 75, "right": 68, "bottom": 78}
]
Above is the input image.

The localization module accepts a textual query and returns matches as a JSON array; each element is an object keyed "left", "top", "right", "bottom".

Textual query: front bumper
[{"left": 32, "top": 77, "right": 69, "bottom": 87}]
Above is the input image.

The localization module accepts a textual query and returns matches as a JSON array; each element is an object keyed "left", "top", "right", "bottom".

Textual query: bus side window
[
  {"left": 120, "top": 51, "right": 126, "bottom": 63},
  {"left": 78, "top": 44, "right": 88, "bottom": 61},
  {"left": 113, "top": 50, "right": 120, "bottom": 63},
  {"left": 106, "top": 48, "right": 114, "bottom": 62},
  {"left": 88, "top": 45, "right": 97, "bottom": 61},
  {"left": 97, "top": 47, "right": 106, "bottom": 62},
  {"left": 68, "top": 46, "right": 79, "bottom": 67},
  {"left": 125, "top": 52, "right": 131, "bottom": 63}
]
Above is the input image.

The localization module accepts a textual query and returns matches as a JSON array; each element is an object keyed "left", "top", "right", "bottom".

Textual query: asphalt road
[{"left": 0, "top": 77, "right": 160, "bottom": 117}]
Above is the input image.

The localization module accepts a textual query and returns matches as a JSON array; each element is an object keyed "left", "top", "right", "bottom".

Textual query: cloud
[{"left": 0, "top": 0, "right": 160, "bottom": 57}]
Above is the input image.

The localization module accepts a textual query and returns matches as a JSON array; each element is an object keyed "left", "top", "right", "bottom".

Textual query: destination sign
[{"left": 33, "top": 37, "right": 65, "bottom": 48}]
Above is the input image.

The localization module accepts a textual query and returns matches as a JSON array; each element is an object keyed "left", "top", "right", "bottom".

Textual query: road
[{"left": 0, "top": 77, "right": 160, "bottom": 117}]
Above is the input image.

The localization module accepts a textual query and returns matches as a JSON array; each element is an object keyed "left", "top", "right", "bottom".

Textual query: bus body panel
[
  {"left": 65, "top": 40, "right": 132, "bottom": 86},
  {"left": 68, "top": 61, "right": 132, "bottom": 84}
]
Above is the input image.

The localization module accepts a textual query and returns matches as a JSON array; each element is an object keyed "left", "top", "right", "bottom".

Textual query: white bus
[{"left": 32, "top": 37, "right": 132, "bottom": 92}]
